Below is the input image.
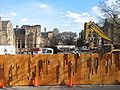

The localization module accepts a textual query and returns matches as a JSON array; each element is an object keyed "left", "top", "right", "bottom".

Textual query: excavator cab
[{"left": 102, "top": 44, "right": 113, "bottom": 54}]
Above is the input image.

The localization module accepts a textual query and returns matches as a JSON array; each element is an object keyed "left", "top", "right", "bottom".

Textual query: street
[{"left": 1, "top": 85, "right": 120, "bottom": 90}]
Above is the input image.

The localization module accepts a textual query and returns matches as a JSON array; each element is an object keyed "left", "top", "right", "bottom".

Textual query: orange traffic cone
[
  {"left": 0, "top": 82, "right": 5, "bottom": 88},
  {"left": 68, "top": 77, "right": 73, "bottom": 86},
  {"left": 33, "top": 77, "right": 40, "bottom": 87}
]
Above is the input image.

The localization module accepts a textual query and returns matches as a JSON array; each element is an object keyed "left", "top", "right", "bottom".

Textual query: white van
[
  {"left": 16, "top": 48, "right": 53, "bottom": 54},
  {"left": 38, "top": 48, "right": 53, "bottom": 54}
]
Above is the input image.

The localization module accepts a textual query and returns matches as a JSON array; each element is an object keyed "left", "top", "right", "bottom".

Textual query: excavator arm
[
  {"left": 84, "top": 21, "right": 120, "bottom": 54},
  {"left": 84, "top": 21, "right": 113, "bottom": 53},
  {"left": 85, "top": 21, "right": 112, "bottom": 43}
]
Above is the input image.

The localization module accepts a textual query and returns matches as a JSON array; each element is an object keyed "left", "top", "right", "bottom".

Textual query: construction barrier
[{"left": 0, "top": 53, "right": 119, "bottom": 86}]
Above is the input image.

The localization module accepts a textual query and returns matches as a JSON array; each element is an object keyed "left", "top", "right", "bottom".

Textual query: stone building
[
  {"left": 0, "top": 17, "right": 15, "bottom": 45},
  {"left": 14, "top": 25, "right": 41, "bottom": 51},
  {"left": 80, "top": 22, "right": 101, "bottom": 49},
  {"left": 103, "top": 16, "right": 120, "bottom": 48},
  {"left": 0, "top": 17, "right": 2, "bottom": 31},
  {"left": 14, "top": 27, "right": 25, "bottom": 50},
  {"left": 41, "top": 28, "right": 54, "bottom": 47},
  {"left": 22, "top": 25, "right": 41, "bottom": 48},
  {"left": 14, "top": 25, "right": 55, "bottom": 51}
]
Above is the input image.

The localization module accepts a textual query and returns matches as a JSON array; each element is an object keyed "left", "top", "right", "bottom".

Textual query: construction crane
[{"left": 84, "top": 21, "right": 113, "bottom": 53}]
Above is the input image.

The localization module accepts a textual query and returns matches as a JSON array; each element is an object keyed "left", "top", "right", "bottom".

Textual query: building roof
[
  {"left": 106, "top": 17, "right": 120, "bottom": 23},
  {"left": 21, "top": 25, "right": 41, "bottom": 29},
  {"left": 14, "top": 28, "right": 25, "bottom": 35},
  {"left": 41, "top": 32, "right": 48, "bottom": 38},
  {"left": 2, "top": 21, "right": 9, "bottom": 26}
]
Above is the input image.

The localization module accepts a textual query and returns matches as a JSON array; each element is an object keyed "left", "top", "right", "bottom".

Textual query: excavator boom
[
  {"left": 87, "top": 22, "right": 112, "bottom": 42},
  {"left": 84, "top": 21, "right": 113, "bottom": 53},
  {"left": 83, "top": 21, "right": 120, "bottom": 54}
]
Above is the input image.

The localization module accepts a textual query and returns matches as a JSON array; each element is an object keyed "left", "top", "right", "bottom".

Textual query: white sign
[{"left": 0, "top": 45, "right": 15, "bottom": 55}]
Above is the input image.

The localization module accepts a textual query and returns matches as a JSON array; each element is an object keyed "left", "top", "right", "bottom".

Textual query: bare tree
[
  {"left": 49, "top": 34, "right": 60, "bottom": 45},
  {"left": 77, "top": 30, "right": 84, "bottom": 47},
  {"left": 98, "top": 0, "right": 120, "bottom": 43},
  {"left": 50, "top": 32, "right": 77, "bottom": 45},
  {"left": 99, "top": 0, "right": 120, "bottom": 27},
  {"left": 62, "top": 32, "right": 77, "bottom": 45}
]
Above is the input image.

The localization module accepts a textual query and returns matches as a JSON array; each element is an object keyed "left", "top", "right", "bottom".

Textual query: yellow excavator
[{"left": 84, "top": 21, "right": 114, "bottom": 53}]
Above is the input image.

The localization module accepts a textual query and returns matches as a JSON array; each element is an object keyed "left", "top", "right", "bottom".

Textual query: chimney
[
  {"left": 0, "top": 17, "right": 2, "bottom": 30},
  {"left": 44, "top": 27, "right": 47, "bottom": 32},
  {"left": 16, "top": 25, "right": 19, "bottom": 29}
]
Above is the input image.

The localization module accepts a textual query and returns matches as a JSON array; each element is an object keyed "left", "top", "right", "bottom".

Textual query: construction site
[
  {"left": 0, "top": 21, "right": 120, "bottom": 87},
  {"left": 0, "top": 1, "right": 120, "bottom": 89},
  {"left": 0, "top": 51, "right": 120, "bottom": 86}
]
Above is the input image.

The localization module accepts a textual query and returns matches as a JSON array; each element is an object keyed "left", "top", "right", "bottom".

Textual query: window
[{"left": 47, "top": 50, "right": 52, "bottom": 53}]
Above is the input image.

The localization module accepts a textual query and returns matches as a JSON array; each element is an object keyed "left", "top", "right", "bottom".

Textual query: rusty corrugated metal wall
[{"left": 0, "top": 53, "right": 120, "bottom": 86}]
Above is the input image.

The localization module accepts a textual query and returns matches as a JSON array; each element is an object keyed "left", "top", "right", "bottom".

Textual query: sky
[{"left": 0, "top": 0, "right": 116, "bottom": 34}]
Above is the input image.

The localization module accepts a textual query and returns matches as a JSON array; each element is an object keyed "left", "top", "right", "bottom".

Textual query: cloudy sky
[{"left": 0, "top": 0, "right": 117, "bottom": 33}]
